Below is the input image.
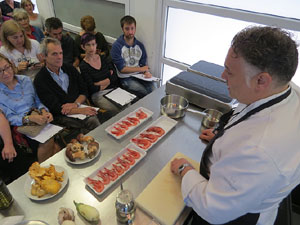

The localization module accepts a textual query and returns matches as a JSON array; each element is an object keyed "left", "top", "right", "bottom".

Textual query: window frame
[{"left": 155, "top": 0, "right": 300, "bottom": 81}]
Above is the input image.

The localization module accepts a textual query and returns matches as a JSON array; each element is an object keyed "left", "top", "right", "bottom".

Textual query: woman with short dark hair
[
  {"left": 74, "top": 15, "right": 110, "bottom": 60},
  {"left": 79, "top": 33, "right": 120, "bottom": 118}
]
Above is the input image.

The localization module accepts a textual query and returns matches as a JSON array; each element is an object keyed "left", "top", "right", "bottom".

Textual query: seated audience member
[
  {"left": 21, "top": 0, "right": 44, "bottom": 31},
  {"left": 0, "top": 0, "right": 20, "bottom": 17},
  {"left": 79, "top": 33, "right": 120, "bottom": 118},
  {"left": 0, "top": 7, "right": 10, "bottom": 26},
  {"left": 111, "top": 15, "right": 156, "bottom": 98},
  {"left": 34, "top": 37, "right": 100, "bottom": 134},
  {"left": 74, "top": 15, "right": 110, "bottom": 60},
  {"left": 0, "top": 7, "right": 10, "bottom": 46},
  {"left": 45, "top": 17, "right": 79, "bottom": 67},
  {"left": 0, "top": 20, "right": 43, "bottom": 80},
  {"left": 13, "top": 8, "right": 44, "bottom": 42},
  {"left": 0, "top": 111, "right": 36, "bottom": 184},
  {"left": 0, "top": 54, "right": 59, "bottom": 164}
]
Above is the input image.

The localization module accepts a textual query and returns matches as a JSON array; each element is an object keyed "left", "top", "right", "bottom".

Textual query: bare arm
[
  {"left": 94, "top": 78, "right": 110, "bottom": 90},
  {"left": 0, "top": 113, "right": 17, "bottom": 162},
  {"left": 120, "top": 65, "right": 149, "bottom": 74}
]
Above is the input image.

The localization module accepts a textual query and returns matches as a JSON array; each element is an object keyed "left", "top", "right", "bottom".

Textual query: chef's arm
[{"left": 181, "top": 150, "right": 274, "bottom": 224}]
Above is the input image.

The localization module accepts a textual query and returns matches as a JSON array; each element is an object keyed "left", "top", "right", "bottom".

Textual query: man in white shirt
[{"left": 171, "top": 26, "right": 300, "bottom": 225}]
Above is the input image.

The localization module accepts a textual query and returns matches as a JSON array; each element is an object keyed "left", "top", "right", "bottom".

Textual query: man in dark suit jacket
[{"left": 34, "top": 37, "right": 100, "bottom": 134}]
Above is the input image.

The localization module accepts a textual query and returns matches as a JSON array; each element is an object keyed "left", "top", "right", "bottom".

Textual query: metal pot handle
[{"left": 186, "top": 108, "right": 208, "bottom": 117}]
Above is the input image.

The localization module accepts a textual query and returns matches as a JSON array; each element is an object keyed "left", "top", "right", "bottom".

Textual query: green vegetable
[{"left": 74, "top": 200, "right": 100, "bottom": 222}]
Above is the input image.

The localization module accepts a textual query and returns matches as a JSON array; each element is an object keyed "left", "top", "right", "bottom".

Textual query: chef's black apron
[{"left": 187, "top": 88, "right": 291, "bottom": 225}]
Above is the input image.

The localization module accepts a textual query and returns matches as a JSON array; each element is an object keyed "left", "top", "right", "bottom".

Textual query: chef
[{"left": 171, "top": 26, "right": 300, "bottom": 225}]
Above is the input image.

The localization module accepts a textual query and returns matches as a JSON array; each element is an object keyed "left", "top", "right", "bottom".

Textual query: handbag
[{"left": 17, "top": 109, "right": 46, "bottom": 137}]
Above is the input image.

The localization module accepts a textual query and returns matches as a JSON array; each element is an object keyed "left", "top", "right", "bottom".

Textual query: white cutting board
[{"left": 135, "top": 152, "right": 200, "bottom": 225}]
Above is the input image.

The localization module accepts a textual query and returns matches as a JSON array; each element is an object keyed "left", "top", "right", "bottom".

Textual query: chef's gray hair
[{"left": 243, "top": 60, "right": 262, "bottom": 87}]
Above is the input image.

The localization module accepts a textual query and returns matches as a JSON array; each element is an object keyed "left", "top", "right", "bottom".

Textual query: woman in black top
[
  {"left": 79, "top": 33, "right": 120, "bottom": 116},
  {"left": 74, "top": 15, "right": 110, "bottom": 60}
]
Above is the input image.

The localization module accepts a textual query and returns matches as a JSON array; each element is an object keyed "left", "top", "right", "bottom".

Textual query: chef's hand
[
  {"left": 199, "top": 128, "right": 215, "bottom": 142},
  {"left": 171, "top": 158, "right": 194, "bottom": 177}
]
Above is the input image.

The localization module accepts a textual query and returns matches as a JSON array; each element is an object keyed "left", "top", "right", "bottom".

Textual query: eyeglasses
[
  {"left": 17, "top": 17, "right": 28, "bottom": 22},
  {"left": 0, "top": 65, "right": 12, "bottom": 75}
]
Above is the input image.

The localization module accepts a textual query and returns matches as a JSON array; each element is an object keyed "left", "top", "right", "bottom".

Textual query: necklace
[{"left": 0, "top": 82, "right": 24, "bottom": 102}]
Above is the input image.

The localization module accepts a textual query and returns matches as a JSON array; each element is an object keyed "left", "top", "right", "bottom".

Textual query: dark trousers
[
  {"left": 185, "top": 211, "right": 259, "bottom": 225},
  {"left": 0, "top": 137, "right": 38, "bottom": 184}
]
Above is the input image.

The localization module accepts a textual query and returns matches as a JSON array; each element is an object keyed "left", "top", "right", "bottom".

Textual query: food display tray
[
  {"left": 84, "top": 144, "right": 146, "bottom": 195},
  {"left": 105, "top": 107, "right": 153, "bottom": 139},
  {"left": 130, "top": 115, "right": 178, "bottom": 151}
]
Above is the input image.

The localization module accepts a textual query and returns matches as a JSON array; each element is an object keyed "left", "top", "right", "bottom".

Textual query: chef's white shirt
[{"left": 182, "top": 82, "right": 300, "bottom": 225}]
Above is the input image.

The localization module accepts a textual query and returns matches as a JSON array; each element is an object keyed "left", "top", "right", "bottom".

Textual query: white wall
[
  {"left": 130, "top": 0, "right": 159, "bottom": 76},
  {"left": 36, "top": 0, "right": 159, "bottom": 75}
]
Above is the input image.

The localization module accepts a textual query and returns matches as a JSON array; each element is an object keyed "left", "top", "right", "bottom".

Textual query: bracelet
[
  {"left": 23, "top": 115, "right": 30, "bottom": 125},
  {"left": 178, "top": 163, "right": 192, "bottom": 176}
]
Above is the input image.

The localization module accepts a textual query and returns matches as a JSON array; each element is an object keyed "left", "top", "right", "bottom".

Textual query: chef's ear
[{"left": 256, "top": 72, "right": 272, "bottom": 90}]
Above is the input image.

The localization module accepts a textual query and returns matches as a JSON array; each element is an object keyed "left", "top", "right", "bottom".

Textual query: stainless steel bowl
[
  {"left": 160, "top": 94, "right": 189, "bottom": 119},
  {"left": 201, "top": 109, "right": 223, "bottom": 129}
]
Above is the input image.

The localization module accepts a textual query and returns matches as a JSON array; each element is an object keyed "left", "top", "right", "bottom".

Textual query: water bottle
[
  {"left": 0, "top": 178, "right": 13, "bottom": 209},
  {"left": 115, "top": 189, "right": 136, "bottom": 224}
]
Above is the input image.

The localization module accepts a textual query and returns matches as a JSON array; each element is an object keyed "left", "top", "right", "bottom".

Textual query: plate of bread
[{"left": 64, "top": 133, "right": 101, "bottom": 165}]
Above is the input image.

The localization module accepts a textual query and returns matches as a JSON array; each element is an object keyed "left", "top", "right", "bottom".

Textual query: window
[{"left": 158, "top": 0, "right": 300, "bottom": 86}]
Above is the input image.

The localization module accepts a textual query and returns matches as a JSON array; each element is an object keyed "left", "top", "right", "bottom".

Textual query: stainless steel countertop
[{"left": 0, "top": 86, "right": 207, "bottom": 225}]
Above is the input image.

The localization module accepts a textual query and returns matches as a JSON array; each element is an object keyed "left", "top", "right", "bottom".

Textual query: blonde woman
[
  {"left": 13, "top": 8, "right": 44, "bottom": 42},
  {"left": 74, "top": 15, "right": 109, "bottom": 60},
  {"left": 0, "top": 54, "right": 60, "bottom": 163},
  {"left": 21, "top": 0, "right": 44, "bottom": 31},
  {"left": 0, "top": 19, "right": 43, "bottom": 79}
]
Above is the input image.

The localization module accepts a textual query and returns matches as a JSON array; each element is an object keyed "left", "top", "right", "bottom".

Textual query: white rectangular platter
[
  {"left": 130, "top": 115, "right": 178, "bottom": 151},
  {"left": 84, "top": 143, "right": 146, "bottom": 195},
  {"left": 105, "top": 107, "right": 153, "bottom": 139}
]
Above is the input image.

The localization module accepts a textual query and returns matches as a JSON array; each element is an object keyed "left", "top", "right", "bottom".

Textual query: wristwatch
[
  {"left": 178, "top": 163, "right": 191, "bottom": 175},
  {"left": 23, "top": 115, "right": 30, "bottom": 125},
  {"left": 75, "top": 102, "right": 81, "bottom": 107}
]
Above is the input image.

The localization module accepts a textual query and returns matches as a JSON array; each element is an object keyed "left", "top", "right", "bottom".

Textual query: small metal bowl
[
  {"left": 201, "top": 109, "right": 223, "bottom": 129},
  {"left": 160, "top": 94, "right": 189, "bottom": 119}
]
